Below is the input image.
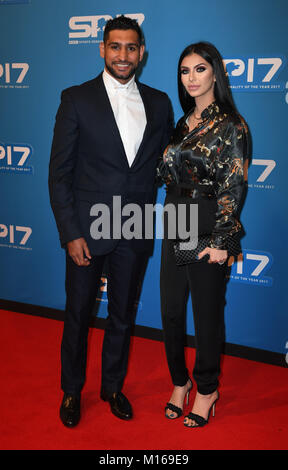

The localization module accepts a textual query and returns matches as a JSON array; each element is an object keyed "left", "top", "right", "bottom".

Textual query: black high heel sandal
[
  {"left": 165, "top": 378, "right": 193, "bottom": 419},
  {"left": 184, "top": 391, "right": 219, "bottom": 428}
]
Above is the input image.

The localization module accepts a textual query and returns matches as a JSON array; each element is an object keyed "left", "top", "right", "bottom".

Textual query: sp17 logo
[
  {"left": 0, "top": 63, "right": 29, "bottom": 88},
  {"left": 0, "top": 224, "right": 32, "bottom": 249},
  {"left": 223, "top": 56, "right": 285, "bottom": 91},
  {"left": 0, "top": 1, "right": 30, "bottom": 4},
  {"left": 94, "top": 274, "right": 142, "bottom": 312},
  {"left": 248, "top": 158, "right": 276, "bottom": 190},
  {"left": 0, "top": 143, "right": 33, "bottom": 174},
  {"left": 95, "top": 276, "right": 109, "bottom": 308},
  {"left": 228, "top": 249, "right": 273, "bottom": 286},
  {"left": 68, "top": 13, "right": 145, "bottom": 44}
]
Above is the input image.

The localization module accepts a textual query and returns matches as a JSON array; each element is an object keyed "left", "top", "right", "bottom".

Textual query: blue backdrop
[{"left": 0, "top": 0, "right": 287, "bottom": 359}]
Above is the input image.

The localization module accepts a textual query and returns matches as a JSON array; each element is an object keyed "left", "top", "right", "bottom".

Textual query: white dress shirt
[{"left": 102, "top": 69, "right": 147, "bottom": 167}]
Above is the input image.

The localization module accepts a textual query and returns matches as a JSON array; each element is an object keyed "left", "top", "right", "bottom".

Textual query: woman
[{"left": 158, "top": 42, "right": 249, "bottom": 428}]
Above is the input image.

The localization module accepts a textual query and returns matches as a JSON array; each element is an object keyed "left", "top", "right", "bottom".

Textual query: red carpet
[{"left": 0, "top": 309, "right": 287, "bottom": 450}]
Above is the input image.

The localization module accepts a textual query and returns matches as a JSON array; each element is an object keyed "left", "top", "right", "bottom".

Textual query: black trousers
[
  {"left": 61, "top": 239, "right": 147, "bottom": 396},
  {"left": 160, "top": 238, "right": 227, "bottom": 395}
]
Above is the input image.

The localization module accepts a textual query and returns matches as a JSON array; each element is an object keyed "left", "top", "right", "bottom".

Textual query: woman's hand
[{"left": 198, "top": 247, "right": 228, "bottom": 265}]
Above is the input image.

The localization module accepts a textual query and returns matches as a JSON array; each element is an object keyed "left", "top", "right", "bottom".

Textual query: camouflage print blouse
[{"left": 157, "top": 101, "right": 249, "bottom": 250}]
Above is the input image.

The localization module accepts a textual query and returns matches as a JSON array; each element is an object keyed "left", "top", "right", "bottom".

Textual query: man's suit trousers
[{"left": 61, "top": 239, "right": 148, "bottom": 395}]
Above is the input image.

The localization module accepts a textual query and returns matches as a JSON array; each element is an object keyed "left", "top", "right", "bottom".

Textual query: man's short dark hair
[{"left": 103, "top": 15, "right": 143, "bottom": 45}]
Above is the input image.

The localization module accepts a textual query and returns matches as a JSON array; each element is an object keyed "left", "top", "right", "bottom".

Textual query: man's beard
[{"left": 105, "top": 61, "right": 136, "bottom": 82}]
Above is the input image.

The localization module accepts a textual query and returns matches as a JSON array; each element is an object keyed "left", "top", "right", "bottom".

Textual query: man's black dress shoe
[
  {"left": 100, "top": 390, "right": 133, "bottom": 420},
  {"left": 59, "top": 393, "right": 81, "bottom": 428}
]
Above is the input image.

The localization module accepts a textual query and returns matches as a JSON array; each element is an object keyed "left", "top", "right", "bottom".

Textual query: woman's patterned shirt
[{"left": 158, "top": 101, "right": 249, "bottom": 250}]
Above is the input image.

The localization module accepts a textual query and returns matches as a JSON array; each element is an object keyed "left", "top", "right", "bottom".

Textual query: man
[{"left": 49, "top": 16, "right": 173, "bottom": 427}]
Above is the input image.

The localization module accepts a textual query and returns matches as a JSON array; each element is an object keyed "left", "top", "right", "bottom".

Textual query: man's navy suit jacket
[{"left": 49, "top": 73, "right": 173, "bottom": 255}]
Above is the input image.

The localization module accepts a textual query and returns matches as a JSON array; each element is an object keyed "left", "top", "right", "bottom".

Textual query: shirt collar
[
  {"left": 102, "top": 68, "right": 136, "bottom": 92},
  {"left": 200, "top": 101, "right": 220, "bottom": 120},
  {"left": 182, "top": 101, "right": 221, "bottom": 135}
]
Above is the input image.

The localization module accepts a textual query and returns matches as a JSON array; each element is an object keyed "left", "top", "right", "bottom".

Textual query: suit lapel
[
  {"left": 131, "top": 81, "right": 153, "bottom": 168},
  {"left": 90, "top": 75, "right": 153, "bottom": 168},
  {"left": 92, "top": 74, "right": 129, "bottom": 166}
]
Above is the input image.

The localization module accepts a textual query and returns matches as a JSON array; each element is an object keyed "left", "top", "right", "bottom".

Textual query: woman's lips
[{"left": 188, "top": 85, "right": 200, "bottom": 91}]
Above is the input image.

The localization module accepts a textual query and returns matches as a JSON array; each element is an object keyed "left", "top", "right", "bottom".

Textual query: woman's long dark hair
[{"left": 178, "top": 41, "right": 237, "bottom": 115}]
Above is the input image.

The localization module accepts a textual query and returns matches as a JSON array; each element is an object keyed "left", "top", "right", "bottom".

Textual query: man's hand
[{"left": 67, "top": 237, "right": 92, "bottom": 266}]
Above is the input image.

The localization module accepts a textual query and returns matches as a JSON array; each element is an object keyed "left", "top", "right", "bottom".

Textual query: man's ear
[
  {"left": 99, "top": 42, "right": 105, "bottom": 58},
  {"left": 139, "top": 44, "right": 145, "bottom": 62}
]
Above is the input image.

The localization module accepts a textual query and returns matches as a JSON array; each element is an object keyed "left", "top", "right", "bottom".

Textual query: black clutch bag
[{"left": 173, "top": 234, "right": 241, "bottom": 266}]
